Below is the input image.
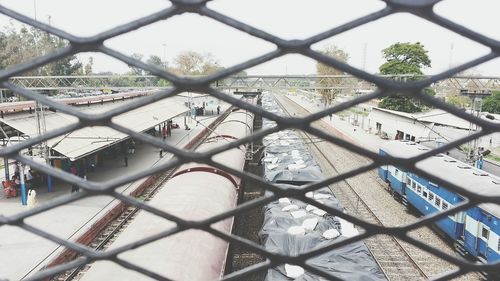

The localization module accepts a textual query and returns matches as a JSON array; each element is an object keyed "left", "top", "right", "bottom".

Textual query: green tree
[
  {"left": 378, "top": 42, "right": 431, "bottom": 113},
  {"left": 199, "top": 53, "right": 223, "bottom": 74},
  {"left": 171, "top": 51, "right": 223, "bottom": 75},
  {"left": 1, "top": 25, "right": 82, "bottom": 76},
  {"left": 84, "top": 57, "right": 94, "bottom": 75},
  {"left": 316, "top": 44, "right": 349, "bottom": 106},
  {"left": 49, "top": 54, "right": 82, "bottom": 76},
  {"left": 146, "top": 55, "right": 166, "bottom": 86},
  {"left": 128, "top": 53, "right": 145, "bottom": 75},
  {"left": 482, "top": 91, "right": 500, "bottom": 114},
  {"left": 0, "top": 31, "right": 7, "bottom": 69},
  {"left": 146, "top": 55, "right": 165, "bottom": 69},
  {"left": 447, "top": 95, "right": 472, "bottom": 109},
  {"left": 172, "top": 51, "right": 203, "bottom": 75}
]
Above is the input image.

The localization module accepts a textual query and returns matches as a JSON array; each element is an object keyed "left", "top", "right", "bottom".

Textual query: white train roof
[{"left": 380, "top": 141, "right": 500, "bottom": 217}]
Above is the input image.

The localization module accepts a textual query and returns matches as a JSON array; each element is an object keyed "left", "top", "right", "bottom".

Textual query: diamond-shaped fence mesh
[{"left": 0, "top": 0, "right": 499, "bottom": 281}]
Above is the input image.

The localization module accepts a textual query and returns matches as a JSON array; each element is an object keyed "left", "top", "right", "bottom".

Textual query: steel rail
[
  {"left": 50, "top": 107, "right": 237, "bottom": 281},
  {"left": 51, "top": 109, "right": 235, "bottom": 281},
  {"left": 53, "top": 167, "right": 176, "bottom": 281},
  {"left": 273, "top": 93, "right": 430, "bottom": 281}
]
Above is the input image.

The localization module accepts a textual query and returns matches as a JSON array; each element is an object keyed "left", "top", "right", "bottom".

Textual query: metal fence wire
[{"left": 0, "top": 0, "right": 499, "bottom": 280}]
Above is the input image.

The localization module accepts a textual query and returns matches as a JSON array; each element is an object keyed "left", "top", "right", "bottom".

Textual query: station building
[{"left": 367, "top": 107, "right": 500, "bottom": 149}]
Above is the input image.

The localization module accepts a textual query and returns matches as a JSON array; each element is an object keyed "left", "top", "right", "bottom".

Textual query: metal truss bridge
[{"left": 3, "top": 75, "right": 500, "bottom": 94}]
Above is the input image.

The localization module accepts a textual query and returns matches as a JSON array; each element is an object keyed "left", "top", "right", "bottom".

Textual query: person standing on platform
[
  {"left": 191, "top": 106, "right": 197, "bottom": 121},
  {"left": 27, "top": 189, "right": 37, "bottom": 209},
  {"left": 476, "top": 155, "right": 484, "bottom": 170},
  {"left": 14, "top": 162, "right": 20, "bottom": 179},
  {"left": 70, "top": 164, "right": 79, "bottom": 193},
  {"left": 217, "top": 105, "right": 220, "bottom": 115},
  {"left": 162, "top": 125, "right": 167, "bottom": 140},
  {"left": 78, "top": 161, "right": 86, "bottom": 181},
  {"left": 166, "top": 121, "right": 171, "bottom": 137},
  {"left": 13, "top": 175, "right": 20, "bottom": 193},
  {"left": 129, "top": 139, "right": 136, "bottom": 154},
  {"left": 25, "top": 168, "right": 33, "bottom": 189}
]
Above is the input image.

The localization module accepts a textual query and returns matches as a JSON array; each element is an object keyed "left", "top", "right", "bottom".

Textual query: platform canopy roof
[
  {"left": 0, "top": 98, "right": 188, "bottom": 161},
  {"left": 372, "top": 107, "right": 500, "bottom": 130}
]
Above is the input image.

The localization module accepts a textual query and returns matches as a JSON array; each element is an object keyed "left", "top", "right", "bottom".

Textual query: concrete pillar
[
  {"left": 47, "top": 175, "right": 52, "bottom": 192},
  {"left": 46, "top": 144, "right": 52, "bottom": 192},
  {"left": 4, "top": 157, "right": 9, "bottom": 181},
  {"left": 2, "top": 138, "right": 8, "bottom": 181}
]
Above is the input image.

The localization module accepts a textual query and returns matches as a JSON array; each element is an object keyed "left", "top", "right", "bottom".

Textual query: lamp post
[
  {"left": 162, "top": 43, "right": 167, "bottom": 68},
  {"left": 162, "top": 43, "right": 167, "bottom": 87},
  {"left": 33, "top": 0, "right": 37, "bottom": 20}
]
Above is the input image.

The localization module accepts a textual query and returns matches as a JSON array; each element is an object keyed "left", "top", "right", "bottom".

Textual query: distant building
[
  {"left": 367, "top": 107, "right": 500, "bottom": 149},
  {"left": 459, "top": 89, "right": 492, "bottom": 100}
]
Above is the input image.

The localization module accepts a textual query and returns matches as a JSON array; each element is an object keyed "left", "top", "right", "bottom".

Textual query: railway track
[
  {"left": 274, "top": 93, "right": 484, "bottom": 280},
  {"left": 273, "top": 94, "right": 430, "bottom": 281},
  {"left": 52, "top": 168, "right": 176, "bottom": 281},
  {"left": 46, "top": 109, "right": 236, "bottom": 281}
]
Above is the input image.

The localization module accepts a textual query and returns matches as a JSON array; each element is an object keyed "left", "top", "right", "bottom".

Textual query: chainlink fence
[{"left": 0, "top": 0, "right": 499, "bottom": 280}]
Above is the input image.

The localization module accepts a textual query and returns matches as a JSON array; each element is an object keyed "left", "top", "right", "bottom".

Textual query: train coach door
[
  {"left": 477, "top": 223, "right": 490, "bottom": 259},
  {"left": 401, "top": 173, "right": 407, "bottom": 196},
  {"left": 455, "top": 211, "right": 466, "bottom": 240}
]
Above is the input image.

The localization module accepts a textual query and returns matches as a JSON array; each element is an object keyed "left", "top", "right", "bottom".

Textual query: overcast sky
[{"left": 0, "top": 0, "right": 499, "bottom": 76}]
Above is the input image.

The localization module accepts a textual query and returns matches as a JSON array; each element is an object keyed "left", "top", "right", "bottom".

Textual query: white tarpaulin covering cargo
[{"left": 0, "top": 99, "right": 188, "bottom": 160}]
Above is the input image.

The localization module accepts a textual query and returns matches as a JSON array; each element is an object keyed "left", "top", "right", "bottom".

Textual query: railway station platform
[
  {"left": 287, "top": 94, "right": 500, "bottom": 171},
  {"left": 0, "top": 108, "right": 229, "bottom": 280},
  {"left": 285, "top": 92, "right": 500, "bottom": 176},
  {"left": 285, "top": 93, "right": 385, "bottom": 152}
]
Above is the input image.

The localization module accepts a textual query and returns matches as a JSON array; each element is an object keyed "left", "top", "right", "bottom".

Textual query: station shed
[
  {"left": 0, "top": 96, "right": 189, "bottom": 199},
  {"left": 178, "top": 92, "right": 229, "bottom": 116},
  {"left": 367, "top": 107, "right": 500, "bottom": 148},
  {"left": 0, "top": 91, "right": 149, "bottom": 117}
]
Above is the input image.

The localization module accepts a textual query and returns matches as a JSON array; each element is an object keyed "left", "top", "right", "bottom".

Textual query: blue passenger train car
[
  {"left": 464, "top": 204, "right": 500, "bottom": 263},
  {"left": 378, "top": 141, "right": 500, "bottom": 264},
  {"left": 378, "top": 149, "right": 388, "bottom": 182}
]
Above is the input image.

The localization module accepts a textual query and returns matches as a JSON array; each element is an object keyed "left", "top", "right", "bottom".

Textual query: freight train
[{"left": 79, "top": 98, "right": 256, "bottom": 281}]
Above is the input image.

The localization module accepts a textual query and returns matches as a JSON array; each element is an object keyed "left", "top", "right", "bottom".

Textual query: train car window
[
  {"left": 412, "top": 181, "right": 416, "bottom": 190},
  {"left": 498, "top": 239, "right": 500, "bottom": 252},
  {"left": 395, "top": 169, "right": 399, "bottom": 176},
  {"left": 407, "top": 178, "right": 411, "bottom": 185},
  {"left": 435, "top": 197, "right": 441, "bottom": 208},
  {"left": 428, "top": 192, "right": 434, "bottom": 201},
  {"left": 423, "top": 190, "right": 428, "bottom": 198},
  {"left": 417, "top": 185, "right": 422, "bottom": 194},
  {"left": 428, "top": 182, "right": 438, "bottom": 188},
  {"left": 442, "top": 202, "right": 448, "bottom": 210},
  {"left": 481, "top": 227, "right": 489, "bottom": 240}
]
